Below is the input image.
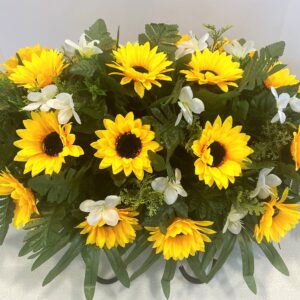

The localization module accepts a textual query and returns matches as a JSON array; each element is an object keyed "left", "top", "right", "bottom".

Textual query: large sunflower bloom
[
  {"left": 254, "top": 188, "right": 300, "bottom": 243},
  {"left": 264, "top": 64, "right": 299, "bottom": 89},
  {"left": 0, "top": 169, "right": 38, "bottom": 228},
  {"left": 2, "top": 44, "right": 44, "bottom": 75},
  {"left": 180, "top": 48, "right": 244, "bottom": 92},
  {"left": 192, "top": 116, "right": 253, "bottom": 189},
  {"left": 8, "top": 47, "right": 67, "bottom": 89},
  {"left": 291, "top": 126, "right": 300, "bottom": 171},
  {"left": 91, "top": 112, "right": 161, "bottom": 180},
  {"left": 77, "top": 208, "right": 139, "bottom": 249},
  {"left": 14, "top": 111, "right": 84, "bottom": 176},
  {"left": 107, "top": 42, "right": 173, "bottom": 98},
  {"left": 146, "top": 218, "right": 215, "bottom": 260}
]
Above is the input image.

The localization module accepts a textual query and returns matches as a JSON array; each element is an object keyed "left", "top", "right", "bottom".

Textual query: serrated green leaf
[
  {"left": 69, "top": 59, "right": 98, "bottom": 77},
  {"left": 104, "top": 247, "right": 130, "bottom": 288},
  {"left": 265, "top": 41, "right": 285, "bottom": 58},
  {"left": 0, "top": 196, "right": 14, "bottom": 245},
  {"left": 161, "top": 259, "right": 177, "bottom": 299},
  {"left": 43, "top": 235, "right": 83, "bottom": 286},
  {"left": 82, "top": 246, "right": 101, "bottom": 300},
  {"left": 148, "top": 151, "right": 166, "bottom": 172}
]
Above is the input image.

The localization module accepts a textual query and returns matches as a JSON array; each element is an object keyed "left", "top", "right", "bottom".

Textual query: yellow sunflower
[
  {"left": 91, "top": 112, "right": 161, "bottom": 180},
  {"left": 264, "top": 64, "right": 299, "bottom": 89},
  {"left": 0, "top": 169, "right": 38, "bottom": 228},
  {"left": 291, "top": 126, "right": 300, "bottom": 171},
  {"left": 146, "top": 218, "right": 215, "bottom": 260},
  {"left": 8, "top": 47, "right": 67, "bottom": 89},
  {"left": 192, "top": 116, "right": 253, "bottom": 189},
  {"left": 2, "top": 44, "right": 44, "bottom": 75},
  {"left": 254, "top": 188, "right": 300, "bottom": 243},
  {"left": 107, "top": 42, "right": 173, "bottom": 98},
  {"left": 77, "top": 208, "right": 139, "bottom": 249},
  {"left": 180, "top": 48, "right": 244, "bottom": 92},
  {"left": 14, "top": 111, "right": 84, "bottom": 176}
]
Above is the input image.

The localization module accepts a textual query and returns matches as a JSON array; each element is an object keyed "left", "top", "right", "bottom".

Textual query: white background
[{"left": 0, "top": 0, "right": 300, "bottom": 299}]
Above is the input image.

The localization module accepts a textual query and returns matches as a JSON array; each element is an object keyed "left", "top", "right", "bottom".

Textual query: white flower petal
[
  {"left": 40, "top": 103, "right": 51, "bottom": 112},
  {"left": 87, "top": 210, "right": 102, "bottom": 226},
  {"left": 164, "top": 186, "right": 178, "bottom": 205},
  {"left": 265, "top": 174, "right": 282, "bottom": 187},
  {"left": 277, "top": 93, "right": 290, "bottom": 109},
  {"left": 182, "top": 108, "right": 193, "bottom": 124},
  {"left": 22, "top": 102, "right": 41, "bottom": 111},
  {"left": 250, "top": 187, "right": 260, "bottom": 198},
  {"left": 65, "top": 39, "right": 81, "bottom": 51},
  {"left": 27, "top": 92, "right": 42, "bottom": 102},
  {"left": 278, "top": 110, "right": 286, "bottom": 124},
  {"left": 228, "top": 222, "right": 242, "bottom": 235},
  {"left": 176, "top": 186, "right": 187, "bottom": 197},
  {"left": 260, "top": 168, "right": 273, "bottom": 177},
  {"left": 56, "top": 93, "right": 73, "bottom": 105},
  {"left": 151, "top": 177, "right": 168, "bottom": 192},
  {"left": 175, "top": 111, "right": 183, "bottom": 126},
  {"left": 58, "top": 109, "right": 73, "bottom": 124},
  {"left": 179, "top": 86, "right": 193, "bottom": 102},
  {"left": 105, "top": 195, "right": 121, "bottom": 208},
  {"left": 79, "top": 200, "right": 98, "bottom": 212},
  {"left": 73, "top": 110, "right": 82, "bottom": 124},
  {"left": 191, "top": 98, "right": 205, "bottom": 114},
  {"left": 289, "top": 97, "right": 300, "bottom": 112},
  {"left": 271, "top": 87, "right": 279, "bottom": 99},
  {"left": 175, "top": 168, "right": 182, "bottom": 182},
  {"left": 271, "top": 112, "right": 280, "bottom": 123},
  {"left": 102, "top": 209, "right": 119, "bottom": 226},
  {"left": 222, "top": 219, "right": 229, "bottom": 233},
  {"left": 41, "top": 85, "right": 58, "bottom": 99},
  {"left": 47, "top": 98, "right": 67, "bottom": 110},
  {"left": 258, "top": 188, "right": 271, "bottom": 199}
]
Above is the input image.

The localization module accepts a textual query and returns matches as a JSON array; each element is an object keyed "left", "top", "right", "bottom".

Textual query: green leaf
[
  {"left": 0, "top": 196, "right": 14, "bottom": 245},
  {"left": 238, "top": 232, "right": 257, "bottom": 294},
  {"left": 82, "top": 246, "right": 101, "bottom": 300},
  {"left": 187, "top": 255, "right": 207, "bottom": 283},
  {"left": 206, "top": 232, "right": 237, "bottom": 282},
  {"left": 139, "top": 23, "right": 180, "bottom": 60},
  {"left": 257, "top": 241, "right": 289, "bottom": 276},
  {"left": 104, "top": 247, "right": 130, "bottom": 287},
  {"left": 130, "top": 249, "right": 160, "bottom": 281},
  {"left": 85, "top": 19, "right": 115, "bottom": 51},
  {"left": 148, "top": 151, "right": 166, "bottom": 172},
  {"left": 232, "top": 100, "right": 249, "bottom": 122},
  {"left": 43, "top": 235, "right": 84, "bottom": 286},
  {"left": 69, "top": 59, "right": 98, "bottom": 77},
  {"left": 265, "top": 41, "right": 285, "bottom": 58},
  {"left": 161, "top": 260, "right": 177, "bottom": 299}
]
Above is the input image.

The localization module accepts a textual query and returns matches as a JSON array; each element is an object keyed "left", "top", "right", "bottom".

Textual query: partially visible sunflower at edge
[
  {"left": 290, "top": 126, "right": 300, "bottom": 171},
  {"left": 107, "top": 42, "right": 173, "bottom": 98},
  {"left": 0, "top": 169, "right": 38, "bottom": 228},
  {"left": 14, "top": 111, "right": 84, "bottom": 176},
  {"left": 91, "top": 112, "right": 161, "bottom": 180},
  {"left": 146, "top": 218, "right": 215, "bottom": 260},
  {"left": 254, "top": 188, "right": 300, "bottom": 243},
  {"left": 180, "top": 48, "right": 244, "bottom": 92},
  {"left": 192, "top": 116, "right": 253, "bottom": 189},
  {"left": 5, "top": 45, "right": 67, "bottom": 89},
  {"left": 77, "top": 208, "right": 139, "bottom": 249}
]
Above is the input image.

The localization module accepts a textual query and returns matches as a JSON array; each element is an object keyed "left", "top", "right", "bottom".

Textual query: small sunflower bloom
[
  {"left": 291, "top": 126, "right": 300, "bottom": 171},
  {"left": 0, "top": 169, "right": 38, "bottom": 228},
  {"left": 254, "top": 188, "right": 300, "bottom": 243},
  {"left": 14, "top": 111, "right": 84, "bottom": 176},
  {"left": 192, "top": 116, "right": 253, "bottom": 189},
  {"left": 146, "top": 218, "right": 215, "bottom": 260},
  {"left": 181, "top": 48, "right": 243, "bottom": 92},
  {"left": 91, "top": 112, "right": 161, "bottom": 180},
  {"left": 107, "top": 42, "right": 173, "bottom": 98}
]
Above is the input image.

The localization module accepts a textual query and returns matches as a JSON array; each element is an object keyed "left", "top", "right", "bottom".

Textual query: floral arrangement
[{"left": 1, "top": 19, "right": 300, "bottom": 299}]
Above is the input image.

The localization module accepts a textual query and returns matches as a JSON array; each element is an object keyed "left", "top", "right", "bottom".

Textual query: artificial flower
[
  {"left": 250, "top": 168, "right": 282, "bottom": 199},
  {"left": 64, "top": 33, "right": 102, "bottom": 58},
  {"left": 175, "top": 86, "right": 205, "bottom": 126},
  {"left": 47, "top": 93, "right": 81, "bottom": 124},
  {"left": 151, "top": 168, "right": 187, "bottom": 205},
  {"left": 22, "top": 84, "right": 58, "bottom": 112},
  {"left": 146, "top": 218, "right": 215, "bottom": 260},
  {"left": 175, "top": 31, "right": 209, "bottom": 60},
  {"left": 0, "top": 169, "right": 38, "bottom": 228},
  {"left": 270, "top": 87, "right": 290, "bottom": 124},
  {"left": 223, "top": 206, "right": 247, "bottom": 234},
  {"left": 291, "top": 126, "right": 300, "bottom": 171},
  {"left": 192, "top": 116, "right": 253, "bottom": 189},
  {"left": 223, "top": 40, "right": 255, "bottom": 59},
  {"left": 254, "top": 188, "right": 300, "bottom": 243},
  {"left": 107, "top": 42, "right": 173, "bottom": 98},
  {"left": 77, "top": 208, "right": 139, "bottom": 249},
  {"left": 8, "top": 47, "right": 67, "bottom": 89},
  {"left": 14, "top": 111, "right": 84, "bottom": 176},
  {"left": 288, "top": 94, "right": 300, "bottom": 113},
  {"left": 180, "top": 48, "right": 244, "bottom": 92},
  {"left": 79, "top": 195, "right": 121, "bottom": 226},
  {"left": 91, "top": 112, "right": 161, "bottom": 180}
]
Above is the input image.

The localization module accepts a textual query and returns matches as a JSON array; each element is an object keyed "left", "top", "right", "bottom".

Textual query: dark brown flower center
[
  {"left": 209, "top": 142, "right": 226, "bottom": 167},
  {"left": 43, "top": 132, "right": 63, "bottom": 156},
  {"left": 133, "top": 66, "right": 148, "bottom": 73},
  {"left": 116, "top": 133, "right": 142, "bottom": 158},
  {"left": 273, "top": 207, "right": 280, "bottom": 218}
]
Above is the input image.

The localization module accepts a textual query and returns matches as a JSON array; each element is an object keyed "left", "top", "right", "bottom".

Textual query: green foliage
[
  {"left": 139, "top": 23, "right": 180, "bottom": 60},
  {"left": 69, "top": 58, "right": 99, "bottom": 77},
  {"left": 0, "top": 77, "right": 25, "bottom": 110},
  {"left": 161, "top": 260, "right": 177, "bottom": 299},
  {"left": 0, "top": 197, "right": 14, "bottom": 245},
  {"left": 185, "top": 115, "right": 202, "bottom": 154},
  {"left": 85, "top": 19, "right": 115, "bottom": 51},
  {"left": 203, "top": 24, "right": 232, "bottom": 50}
]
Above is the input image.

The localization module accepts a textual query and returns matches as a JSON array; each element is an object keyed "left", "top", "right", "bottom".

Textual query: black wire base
[
  {"left": 97, "top": 276, "right": 118, "bottom": 284},
  {"left": 179, "top": 266, "right": 204, "bottom": 284}
]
